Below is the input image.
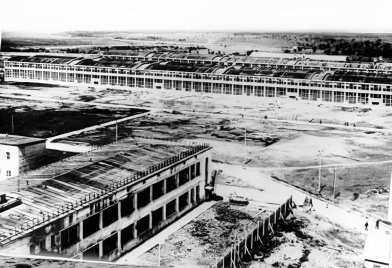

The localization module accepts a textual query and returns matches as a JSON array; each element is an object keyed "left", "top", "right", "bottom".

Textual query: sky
[{"left": 1, "top": 0, "right": 392, "bottom": 34}]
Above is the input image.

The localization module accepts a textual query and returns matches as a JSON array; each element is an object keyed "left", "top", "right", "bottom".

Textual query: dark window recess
[
  {"left": 83, "top": 244, "right": 100, "bottom": 261},
  {"left": 191, "top": 188, "right": 195, "bottom": 204},
  {"left": 102, "top": 233, "right": 118, "bottom": 259},
  {"left": 166, "top": 199, "right": 176, "bottom": 218},
  {"left": 121, "top": 223, "right": 134, "bottom": 247},
  {"left": 166, "top": 176, "right": 177, "bottom": 193},
  {"left": 137, "top": 187, "right": 151, "bottom": 209},
  {"left": 51, "top": 235, "right": 56, "bottom": 251},
  {"left": 83, "top": 213, "right": 100, "bottom": 238},
  {"left": 205, "top": 158, "right": 209, "bottom": 181},
  {"left": 121, "top": 195, "right": 134, "bottom": 218},
  {"left": 152, "top": 207, "right": 163, "bottom": 227},
  {"left": 60, "top": 224, "right": 79, "bottom": 249},
  {"left": 196, "top": 186, "right": 200, "bottom": 203},
  {"left": 136, "top": 214, "right": 150, "bottom": 236},
  {"left": 179, "top": 192, "right": 189, "bottom": 212},
  {"left": 179, "top": 167, "right": 190, "bottom": 186},
  {"left": 196, "top": 162, "right": 201, "bottom": 177},
  {"left": 103, "top": 204, "right": 118, "bottom": 228},
  {"left": 191, "top": 165, "right": 196, "bottom": 179},
  {"left": 153, "top": 181, "right": 164, "bottom": 200}
]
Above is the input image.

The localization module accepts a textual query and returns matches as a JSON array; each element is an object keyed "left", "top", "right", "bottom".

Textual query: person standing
[{"left": 365, "top": 221, "right": 369, "bottom": 231}]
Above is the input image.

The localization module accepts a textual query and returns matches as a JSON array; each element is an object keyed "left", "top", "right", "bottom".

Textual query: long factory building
[
  {"left": 3, "top": 51, "right": 392, "bottom": 106},
  {"left": 0, "top": 138, "right": 213, "bottom": 262}
]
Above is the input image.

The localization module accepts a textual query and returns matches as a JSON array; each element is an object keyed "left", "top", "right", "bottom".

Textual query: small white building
[{"left": 0, "top": 134, "right": 46, "bottom": 181}]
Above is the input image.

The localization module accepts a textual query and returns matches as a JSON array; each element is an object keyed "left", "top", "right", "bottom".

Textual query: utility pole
[
  {"left": 11, "top": 112, "right": 14, "bottom": 134},
  {"left": 245, "top": 128, "right": 247, "bottom": 147},
  {"left": 318, "top": 150, "right": 322, "bottom": 192},
  {"left": 115, "top": 116, "right": 118, "bottom": 144},
  {"left": 332, "top": 165, "right": 337, "bottom": 200}
]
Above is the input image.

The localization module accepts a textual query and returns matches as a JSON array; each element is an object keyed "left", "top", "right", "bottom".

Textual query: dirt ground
[
  {"left": 246, "top": 209, "right": 363, "bottom": 268},
  {"left": 1, "top": 83, "right": 389, "bottom": 267}
]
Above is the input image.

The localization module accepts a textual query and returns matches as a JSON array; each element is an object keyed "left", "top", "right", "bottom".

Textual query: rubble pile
[{"left": 214, "top": 203, "right": 255, "bottom": 223}]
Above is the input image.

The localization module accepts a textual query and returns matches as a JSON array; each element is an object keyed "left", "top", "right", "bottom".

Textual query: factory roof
[
  {"left": 0, "top": 134, "right": 45, "bottom": 147},
  {"left": 0, "top": 138, "right": 211, "bottom": 245}
]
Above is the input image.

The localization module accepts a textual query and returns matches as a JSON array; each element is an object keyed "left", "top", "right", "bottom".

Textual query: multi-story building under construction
[{"left": 3, "top": 51, "right": 392, "bottom": 106}]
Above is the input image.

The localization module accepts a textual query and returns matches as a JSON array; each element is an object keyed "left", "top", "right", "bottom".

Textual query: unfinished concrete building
[
  {"left": 3, "top": 52, "right": 392, "bottom": 106},
  {"left": 0, "top": 139, "right": 212, "bottom": 262}
]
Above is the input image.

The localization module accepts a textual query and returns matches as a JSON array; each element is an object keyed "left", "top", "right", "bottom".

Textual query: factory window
[
  {"left": 153, "top": 180, "right": 164, "bottom": 200},
  {"left": 164, "top": 80, "right": 172, "bottom": 90},
  {"left": 203, "top": 83, "right": 211, "bottom": 93},
  {"left": 101, "top": 75, "right": 108, "bottom": 85},
  {"left": 193, "top": 81, "right": 201, "bottom": 92},
  {"left": 102, "top": 233, "right": 118, "bottom": 259},
  {"left": 166, "top": 175, "right": 177, "bottom": 193},
  {"left": 121, "top": 194, "right": 134, "bottom": 217},
  {"left": 84, "top": 74, "right": 91, "bottom": 84},
  {"left": 196, "top": 162, "right": 201, "bottom": 177},
  {"left": 152, "top": 207, "right": 163, "bottom": 228},
  {"left": 103, "top": 204, "right": 118, "bottom": 228},
  {"left": 51, "top": 72, "right": 59, "bottom": 81},
  {"left": 166, "top": 199, "right": 176, "bottom": 218},
  {"left": 178, "top": 167, "right": 190, "bottom": 186},
  {"left": 121, "top": 223, "right": 134, "bottom": 247},
  {"left": 127, "top": 77, "right": 135, "bottom": 87},
  {"left": 6, "top": 171, "right": 11, "bottom": 177},
  {"left": 60, "top": 224, "right": 80, "bottom": 249},
  {"left": 190, "top": 164, "right": 196, "bottom": 180},
  {"left": 145, "top": 78, "right": 153, "bottom": 88},
  {"left": 175, "top": 80, "right": 182, "bottom": 90},
  {"left": 109, "top": 76, "right": 117, "bottom": 86},
  {"left": 136, "top": 78, "right": 144, "bottom": 88},
  {"left": 83, "top": 213, "right": 100, "bottom": 238},
  {"left": 136, "top": 214, "right": 150, "bottom": 236},
  {"left": 179, "top": 192, "right": 189, "bottom": 212},
  {"left": 223, "top": 84, "right": 232, "bottom": 94},
  {"left": 6, "top": 152, "right": 10, "bottom": 159},
  {"left": 137, "top": 187, "right": 151, "bottom": 209},
  {"left": 67, "top": 73, "right": 74, "bottom": 83}
]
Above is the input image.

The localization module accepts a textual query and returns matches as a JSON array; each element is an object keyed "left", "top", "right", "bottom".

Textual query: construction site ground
[{"left": 1, "top": 83, "right": 389, "bottom": 267}]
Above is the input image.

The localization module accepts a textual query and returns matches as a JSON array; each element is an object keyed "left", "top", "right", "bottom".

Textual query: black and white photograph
[{"left": 0, "top": 0, "right": 392, "bottom": 267}]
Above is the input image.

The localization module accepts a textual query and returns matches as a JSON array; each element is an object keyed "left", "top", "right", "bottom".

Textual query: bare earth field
[{"left": 1, "top": 83, "right": 390, "bottom": 267}]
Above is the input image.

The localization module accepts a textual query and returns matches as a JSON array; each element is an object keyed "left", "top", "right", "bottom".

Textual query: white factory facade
[{"left": 3, "top": 52, "right": 392, "bottom": 106}]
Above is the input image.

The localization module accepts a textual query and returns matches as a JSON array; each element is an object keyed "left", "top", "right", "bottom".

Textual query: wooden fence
[{"left": 212, "top": 196, "right": 294, "bottom": 268}]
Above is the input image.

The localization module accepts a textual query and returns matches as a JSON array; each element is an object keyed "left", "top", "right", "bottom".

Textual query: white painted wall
[{"left": 0, "top": 145, "right": 20, "bottom": 181}]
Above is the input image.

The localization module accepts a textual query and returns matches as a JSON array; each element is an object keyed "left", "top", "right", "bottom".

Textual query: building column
[
  {"left": 99, "top": 241, "right": 103, "bottom": 260},
  {"left": 99, "top": 211, "right": 103, "bottom": 229},
  {"left": 149, "top": 213, "right": 153, "bottom": 229},
  {"left": 118, "top": 230, "right": 122, "bottom": 251},
  {"left": 163, "top": 203, "right": 167, "bottom": 220},
  {"left": 80, "top": 221, "right": 84, "bottom": 240},
  {"left": 176, "top": 197, "right": 180, "bottom": 214},
  {"left": 118, "top": 201, "right": 122, "bottom": 221},
  {"left": 134, "top": 193, "right": 138, "bottom": 211}
]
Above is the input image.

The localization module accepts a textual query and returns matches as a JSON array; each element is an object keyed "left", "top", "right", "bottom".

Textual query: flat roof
[
  {"left": 0, "top": 138, "right": 211, "bottom": 244},
  {"left": 0, "top": 134, "right": 45, "bottom": 146}
]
